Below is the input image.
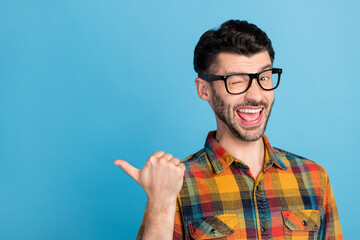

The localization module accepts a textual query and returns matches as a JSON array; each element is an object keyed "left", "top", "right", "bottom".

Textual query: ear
[{"left": 195, "top": 77, "right": 212, "bottom": 101}]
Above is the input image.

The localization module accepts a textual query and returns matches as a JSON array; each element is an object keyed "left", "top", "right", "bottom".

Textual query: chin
[{"left": 232, "top": 123, "right": 266, "bottom": 142}]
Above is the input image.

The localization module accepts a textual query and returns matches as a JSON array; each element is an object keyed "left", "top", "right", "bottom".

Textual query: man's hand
[
  {"left": 114, "top": 151, "right": 186, "bottom": 206},
  {"left": 114, "top": 151, "right": 186, "bottom": 240}
]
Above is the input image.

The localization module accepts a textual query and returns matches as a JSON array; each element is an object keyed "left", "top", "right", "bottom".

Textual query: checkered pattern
[{"left": 137, "top": 131, "right": 342, "bottom": 239}]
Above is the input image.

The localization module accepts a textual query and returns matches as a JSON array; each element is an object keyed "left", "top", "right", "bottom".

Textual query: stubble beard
[{"left": 211, "top": 88, "right": 274, "bottom": 142}]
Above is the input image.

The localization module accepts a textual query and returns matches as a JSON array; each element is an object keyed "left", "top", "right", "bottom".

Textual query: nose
[{"left": 243, "top": 78, "right": 264, "bottom": 102}]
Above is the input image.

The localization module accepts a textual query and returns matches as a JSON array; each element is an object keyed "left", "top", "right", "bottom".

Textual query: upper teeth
[{"left": 238, "top": 108, "right": 262, "bottom": 113}]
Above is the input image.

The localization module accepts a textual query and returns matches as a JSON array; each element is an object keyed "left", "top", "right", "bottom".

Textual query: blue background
[{"left": 1, "top": 0, "right": 358, "bottom": 239}]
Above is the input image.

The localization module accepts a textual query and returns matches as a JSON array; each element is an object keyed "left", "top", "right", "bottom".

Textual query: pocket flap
[
  {"left": 188, "top": 214, "right": 237, "bottom": 239},
  {"left": 282, "top": 209, "right": 319, "bottom": 231}
]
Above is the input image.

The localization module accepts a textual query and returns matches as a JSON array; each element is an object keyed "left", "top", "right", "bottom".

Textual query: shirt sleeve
[
  {"left": 136, "top": 198, "right": 185, "bottom": 240},
  {"left": 173, "top": 198, "right": 185, "bottom": 240},
  {"left": 318, "top": 175, "right": 343, "bottom": 239}
]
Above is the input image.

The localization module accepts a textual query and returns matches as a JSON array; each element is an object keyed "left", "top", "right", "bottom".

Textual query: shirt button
[
  {"left": 210, "top": 228, "right": 216, "bottom": 234},
  {"left": 261, "top": 227, "right": 265, "bottom": 232},
  {"left": 302, "top": 221, "right": 307, "bottom": 226}
]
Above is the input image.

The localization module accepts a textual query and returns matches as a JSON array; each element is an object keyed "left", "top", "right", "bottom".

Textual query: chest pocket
[
  {"left": 282, "top": 209, "right": 320, "bottom": 231},
  {"left": 187, "top": 214, "right": 237, "bottom": 240}
]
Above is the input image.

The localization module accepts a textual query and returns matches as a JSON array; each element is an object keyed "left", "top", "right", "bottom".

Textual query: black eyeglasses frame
[{"left": 201, "top": 68, "right": 282, "bottom": 95}]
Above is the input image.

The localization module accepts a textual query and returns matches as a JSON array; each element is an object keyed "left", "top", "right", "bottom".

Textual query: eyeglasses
[{"left": 201, "top": 68, "right": 282, "bottom": 95}]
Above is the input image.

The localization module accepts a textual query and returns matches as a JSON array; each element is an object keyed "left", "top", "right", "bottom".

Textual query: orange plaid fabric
[{"left": 137, "top": 131, "right": 342, "bottom": 239}]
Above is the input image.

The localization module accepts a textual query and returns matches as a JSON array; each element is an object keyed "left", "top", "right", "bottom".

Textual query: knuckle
[
  {"left": 148, "top": 155, "right": 157, "bottom": 163},
  {"left": 158, "top": 157, "right": 167, "bottom": 165},
  {"left": 179, "top": 163, "right": 186, "bottom": 171},
  {"left": 152, "top": 151, "right": 164, "bottom": 156},
  {"left": 176, "top": 168, "right": 185, "bottom": 177},
  {"left": 175, "top": 167, "right": 182, "bottom": 174},
  {"left": 164, "top": 153, "right": 173, "bottom": 159},
  {"left": 145, "top": 159, "right": 153, "bottom": 167}
]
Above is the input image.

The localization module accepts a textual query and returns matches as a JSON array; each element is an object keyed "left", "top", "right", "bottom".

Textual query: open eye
[{"left": 259, "top": 74, "right": 271, "bottom": 81}]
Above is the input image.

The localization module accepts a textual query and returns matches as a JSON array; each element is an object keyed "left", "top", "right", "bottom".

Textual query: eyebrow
[
  {"left": 261, "top": 64, "right": 273, "bottom": 71},
  {"left": 225, "top": 63, "right": 273, "bottom": 75}
]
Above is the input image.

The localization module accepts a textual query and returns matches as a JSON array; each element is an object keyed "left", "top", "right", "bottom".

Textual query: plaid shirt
[{"left": 137, "top": 131, "right": 342, "bottom": 239}]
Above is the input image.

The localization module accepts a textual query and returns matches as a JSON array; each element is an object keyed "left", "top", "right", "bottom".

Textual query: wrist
[{"left": 147, "top": 198, "right": 177, "bottom": 213}]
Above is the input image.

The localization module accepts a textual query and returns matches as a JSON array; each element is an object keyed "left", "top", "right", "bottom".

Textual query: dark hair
[{"left": 194, "top": 20, "right": 275, "bottom": 76}]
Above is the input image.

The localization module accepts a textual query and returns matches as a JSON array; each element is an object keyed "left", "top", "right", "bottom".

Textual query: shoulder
[
  {"left": 180, "top": 148, "right": 208, "bottom": 165},
  {"left": 273, "top": 147, "right": 328, "bottom": 176},
  {"left": 180, "top": 148, "right": 215, "bottom": 179}
]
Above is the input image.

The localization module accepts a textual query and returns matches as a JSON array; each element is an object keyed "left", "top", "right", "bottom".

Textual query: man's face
[{"left": 209, "top": 51, "right": 275, "bottom": 142}]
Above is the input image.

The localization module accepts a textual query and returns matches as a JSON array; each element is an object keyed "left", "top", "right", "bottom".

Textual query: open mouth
[{"left": 236, "top": 107, "right": 264, "bottom": 126}]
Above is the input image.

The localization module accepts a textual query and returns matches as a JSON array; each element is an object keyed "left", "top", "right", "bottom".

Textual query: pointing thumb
[{"left": 114, "top": 159, "right": 140, "bottom": 183}]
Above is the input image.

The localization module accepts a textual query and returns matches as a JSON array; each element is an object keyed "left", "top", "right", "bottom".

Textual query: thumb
[{"left": 114, "top": 160, "right": 140, "bottom": 183}]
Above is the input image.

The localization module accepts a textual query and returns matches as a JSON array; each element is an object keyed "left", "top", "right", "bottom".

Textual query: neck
[{"left": 215, "top": 125, "right": 265, "bottom": 178}]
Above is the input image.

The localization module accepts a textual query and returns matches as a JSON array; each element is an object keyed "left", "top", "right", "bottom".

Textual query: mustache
[{"left": 233, "top": 100, "right": 268, "bottom": 110}]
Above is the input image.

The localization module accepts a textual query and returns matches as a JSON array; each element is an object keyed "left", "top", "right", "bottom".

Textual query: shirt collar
[
  {"left": 204, "top": 131, "right": 288, "bottom": 174},
  {"left": 263, "top": 134, "right": 288, "bottom": 171}
]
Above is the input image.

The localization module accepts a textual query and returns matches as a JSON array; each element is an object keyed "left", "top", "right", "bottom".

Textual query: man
[{"left": 114, "top": 20, "right": 343, "bottom": 240}]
